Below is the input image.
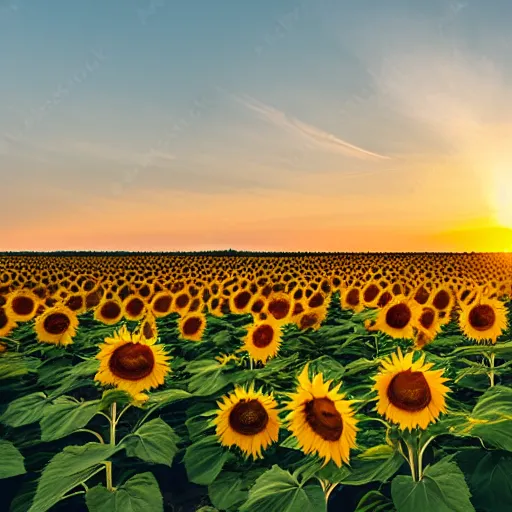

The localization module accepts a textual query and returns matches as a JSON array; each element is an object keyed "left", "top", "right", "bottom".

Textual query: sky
[{"left": 2, "top": 0, "right": 512, "bottom": 252}]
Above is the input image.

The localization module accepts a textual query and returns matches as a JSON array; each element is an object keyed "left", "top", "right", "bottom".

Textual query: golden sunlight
[{"left": 492, "top": 166, "right": 512, "bottom": 228}]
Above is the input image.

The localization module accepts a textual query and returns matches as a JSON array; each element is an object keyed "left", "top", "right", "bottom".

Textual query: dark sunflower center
[
  {"left": 175, "top": 293, "right": 190, "bottom": 309},
  {"left": 0, "top": 308, "right": 8, "bottom": 329},
  {"left": 308, "top": 292, "right": 324, "bottom": 308},
  {"left": 300, "top": 313, "right": 318, "bottom": 329},
  {"left": 66, "top": 295, "right": 84, "bottom": 311},
  {"left": 414, "top": 286, "right": 430, "bottom": 305},
  {"left": 229, "top": 399, "right": 269, "bottom": 435},
  {"left": 385, "top": 303, "right": 412, "bottom": 329},
  {"left": 109, "top": 342, "right": 155, "bottom": 380},
  {"left": 154, "top": 295, "right": 172, "bottom": 313},
  {"left": 234, "top": 291, "right": 251, "bottom": 310},
  {"left": 251, "top": 299, "right": 264, "bottom": 313},
  {"left": 293, "top": 302, "right": 305, "bottom": 316},
  {"left": 252, "top": 324, "right": 274, "bottom": 348},
  {"left": 387, "top": 370, "right": 431, "bottom": 411},
  {"left": 12, "top": 296, "right": 35, "bottom": 316},
  {"left": 126, "top": 297, "right": 145, "bottom": 317},
  {"left": 43, "top": 313, "right": 71, "bottom": 335},
  {"left": 433, "top": 290, "right": 450, "bottom": 310},
  {"left": 468, "top": 304, "right": 496, "bottom": 331},
  {"left": 101, "top": 301, "right": 121, "bottom": 319},
  {"left": 268, "top": 298, "right": 290, "bottom": 319},
  {"left": 183, "top": 316, "right": 202, "bottom": 336},
  {"left": 347, "top": 289, "right": 360, "bottom": 306},
  {"left": 378, "top": 291, "right": 393, "bottom": 307},
  {"left": 304, "top": 397, "right": 343, "bottom": 441},
  {"left": 363, "top": 284, "right": 380, "bottom": 303},
  {"left": 419, "top": 308, "right": 435, "bottom": 329}
]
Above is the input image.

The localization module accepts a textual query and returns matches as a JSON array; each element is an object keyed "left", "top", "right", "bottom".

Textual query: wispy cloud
[{"left": 234, "top": 94, "right": 390, "bottom": 161}]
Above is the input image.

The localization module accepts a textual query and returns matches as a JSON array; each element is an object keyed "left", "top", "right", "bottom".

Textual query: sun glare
[{"left": 492, "top": 167, "right": 512, "bottom": 228}]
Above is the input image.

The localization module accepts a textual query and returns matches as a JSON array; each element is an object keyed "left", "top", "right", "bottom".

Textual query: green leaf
[
  {"left": 355, "top": 490, "right": 395, "bottom": 512},
  {"left": 0, "top": 354, "right": 39, "bottom": 380},
  {"left": 1, "top": 392, "right": 48, "bottom": 427},
  {"left": 121, "top": 418, "right": 179, "bottom": 467},
  {"left": 29, "top": 443, "right": 120, "bottom": 512},
  {"left": 391, "top": 457, "right": 474, "bottom": 512},
  {"left": 40, "top": 397, "right": 101, "bottom": 442},
  {"left": 208, "top": 471, "right": 249, "bottom": 511},
  {"left": 208, "top": 469, "right": 264, "bottom": 511},
  {"left": 184, "top": 435, "right": 232, "bottom": 485},
  {"left": 319, "top": 449, "right": 404, "bottom": 485},
  {"left": 457, "top": 448, "right": 512, "bottom": 512},
  {"left": 146, "top": 388, "right": 192, "bottom": 407},
  {"left": 85, "top": 472, "right": 164, "bottom": 512},
  {"left": 0, "top": 440, "right": 26, "bottom": 479},
  {"left": 451, "top": 340, "right": 512, "bottom": 358},
  {"left": 450, "top": 385, "right": 512, "bottom": 451},
  {"left": 99, "top": 389, "right": 132, "bottom": 410},
  {"left": 186, "top": 360, "right": 229, "bottom": 396},
  {"left": 47, "top": 359, "right": 100, "bottom": 398},
  {"left": 239, "top": 465, "right": 325, "bottom": 512}
]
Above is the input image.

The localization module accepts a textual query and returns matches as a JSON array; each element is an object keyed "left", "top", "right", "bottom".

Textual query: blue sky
[{"left": 2, "top": 0, "right": 512, "bottom": 251}]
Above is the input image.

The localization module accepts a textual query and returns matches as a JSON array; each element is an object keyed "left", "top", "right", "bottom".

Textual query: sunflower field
[{"left": 1, "top": 252, "right": 512, "bottom": 512}]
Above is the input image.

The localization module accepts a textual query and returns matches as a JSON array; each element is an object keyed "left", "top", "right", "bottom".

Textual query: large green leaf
[
  {"left": 85, "top": 472, "right": 164, "bottom": 512},
  {"left": 450, "top": 385, "right": 512, "bottom": 451},
  {"left": 355, "top": 490, "right": 395, "bottom": 512},
  {"left": 146, "top": 388, "right": 192, "bottom": 407},
  {"left": 184, "top": 435, "right": 232, "bottom": 485},
  {"left": 391, "top": 457, "right": 474, "bottom": 512},
  {"left": 29, "top": 442, "right": 120, "bottom": 512},
  {"left": 457, "top": 449, "right": 512, "bottom": 512},
  {"left": 0, "top": 353, "right": 39, "bottom": 380},
  {"left": 0, "top": 392, "right": 48, "bottom": 427},
  {"left": 0, "top": 440, "right": 26, "bottom": 479},
  {"left": 186, "top": 360, "right": 229, "bottom": 396},
  {"left": 319, "top": 448, "right": 404, "bottom": 485},
  {"left": 208, "top": 470, "right": 264, "bottom": 511},
  {"left": 99, "top": 389, "right": 132, "bottom": 410},
  {"left": 40, "top": 396, "right": 101, "bottom": 442},
  {"left": 239, "top": 465, "right": 325, "bottom": 512},
  {"left": 47, "top": 359, "right": 100, "bottom": 398},
  {"left": 121, "top": 418, "right": 179, "bottom": 467}
]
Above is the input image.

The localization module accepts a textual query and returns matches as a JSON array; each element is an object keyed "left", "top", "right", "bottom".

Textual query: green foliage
[
  {"left": 0, "top": 440, "right": 26, "bottom": 479},
  {"left": 121, "top": 418, "right": 179, "bottom": 467},
  {"left": 391, "top": 457, "right": 474, "bottom": 512},
  {"left": 1, "top": 392, "right": 48, "bottom": 427},
  {"left": 239, "top": 465, "right": 326, "bottom": 512},
  {"left": 85, "top": 472, "right": 164, "bottom": 512}
]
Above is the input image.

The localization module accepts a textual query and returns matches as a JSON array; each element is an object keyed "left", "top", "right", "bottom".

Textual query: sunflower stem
[
  {"left": 105, "top": 402, "right": 117, "bottom": 492},
  {"left": 250, "top": 357, "right": 254, "bottom": 370},
  {"left": 75, "top": 428, "right": 105, "bottom": 444},
  {"left": 324, "top": 483, "right": 338, "bottom": 503},
  {"left": 114, "top": 404, "right": 132, "bottom": 427},
  {"left": 488, "top": 353, "right": 496, "bottom": 387},
  {"left": 417, "top": 436, "right": 435, "bottom": 480}
]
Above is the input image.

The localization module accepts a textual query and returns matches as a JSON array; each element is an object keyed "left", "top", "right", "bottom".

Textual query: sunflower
[
  {"left": 296, "top": 307, "right": 327, "bottom": 331},
  {"left": 122, "top": 294, "right": 147, "bottom": 321},
  {"left": 265, "top": 292, "right": 292, "bottom": 322},
  {"left": 212, "top": 384, "right": 280, "bottom": 459},
  {"left": 284, "top": 364, "right": 358, "bottom": 467},
  {"left": 151, "top": 291, "right": 174, "bottom": 318},
  {"left": 64, "top": 292, "right": 87, "bottom": 315},
  {"left": 178, "top": 312, "right": 207, "bottom": 342},
  {"left": 94, "top": 296, "right": 124, "bottom": 325},
  {"left": 361, "top": 281, "right": 381, "bottom": 308},
  {"left": 229, "top": 289, "right": 254, "bottom": 314},
  {"left": 414, "top": 305, "right": 442, "bottom": 343},
  {"left": 458, "top": 295, "right": 508, "bottom": 343},
  {"left": 94, "top": 325, "right": 171, "bottom": 395},
  {"left": 5, "top": 289, "right": 40, "bottom": 322},
  {"left": 341, "top": 286, "right": 364, "bottom": 312},
  {"left": 34, "top": 304, "right": 79, "bottom": 346},
  {"left": 0, "top": 307, "right": 18, "bottom": 337},
  {"left": 368, "top": 296, "right": 420, "bottom": 339},
  {"left": 373, "top": 348, "right": 450, "bottom": 430},
  {"left": 242, "top": 318, "right": 282, "bottom": 363}
]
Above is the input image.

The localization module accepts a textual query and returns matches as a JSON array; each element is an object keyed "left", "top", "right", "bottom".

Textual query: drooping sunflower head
[
  {"left": 458, "top": 295, "right": 508, "bottom": 343},
  {"left": 284, "top": 364, "right": 358, "bottom": 467},
  {"left": 34, "top": 304, "right": 79, "bottom": 346},
  {"left": 413, "top": 305, "right": 442, "bottom": 344},
  {"left": 373, "top": 348, "right": 450, "bottom": 431},
  {"left": 94, "top": 325, "right": 171, "bottom": 395},
  {"left": 212, "top": 384, "right": 280, "bottom": 460},
  {"left": 242, "top": 319, "right": 282, "bottom": 363}
]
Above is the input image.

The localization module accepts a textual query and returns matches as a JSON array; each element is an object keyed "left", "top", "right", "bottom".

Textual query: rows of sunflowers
[{"left": 1, "top": 252, "right": 511, "bottom": 512}]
